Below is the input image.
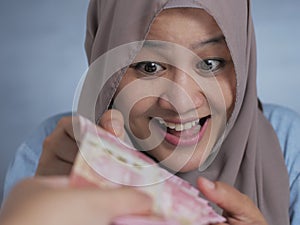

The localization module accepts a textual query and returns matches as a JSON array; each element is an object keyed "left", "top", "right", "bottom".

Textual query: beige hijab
[{"left": 79, "top": 0, "right": 290, "bottom": 224}]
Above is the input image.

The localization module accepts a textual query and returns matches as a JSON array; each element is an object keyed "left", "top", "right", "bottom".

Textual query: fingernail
[
  {"left": 106, "top": 119, "right": 123, "bottom": 136},
  {"left": 201, "top": 177, "right": 215, "bottom": 190}
]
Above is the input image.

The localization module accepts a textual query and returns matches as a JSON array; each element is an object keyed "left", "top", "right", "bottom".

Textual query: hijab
[{"left": 78, "top": 0, "right": 290, "bottom": 224}]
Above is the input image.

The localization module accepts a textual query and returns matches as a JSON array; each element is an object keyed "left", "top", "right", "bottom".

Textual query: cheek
[
  {"left": 127, "top": 98, "right": 158, "bottom": 140},
  {"left": 217, "top": 71, "right": 236, "bottom": 115},
  {"left": 114, "top": 71, "right": 147, "bottom": 116},
  {"left": 129, "top": 98, "right": 155, "bottom": 118},
  {"left": 115, "top": 71, "right": 135, "bottom": 96}
]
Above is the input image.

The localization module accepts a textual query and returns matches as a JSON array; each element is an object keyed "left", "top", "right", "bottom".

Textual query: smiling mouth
[
  {"left": 157, "top": 116, "right": 211, "bottom": 132},
  {"left": 154, "top": 115, "right": 211, "bottom": 147}
]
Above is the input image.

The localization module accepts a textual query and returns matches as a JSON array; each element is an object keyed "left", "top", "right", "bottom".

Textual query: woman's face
[{"left": 114, "top": 8, "right": 236, "bottom": 172}]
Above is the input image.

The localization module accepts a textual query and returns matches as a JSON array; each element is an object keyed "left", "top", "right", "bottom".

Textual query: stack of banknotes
[{"left": 70, "top": 117, "right": 225, "bottom": 225}]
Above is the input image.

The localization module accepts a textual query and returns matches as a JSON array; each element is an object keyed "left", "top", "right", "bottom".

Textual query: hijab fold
[{"left": 79, "top": 1, "right": 290, "bottom": 224}]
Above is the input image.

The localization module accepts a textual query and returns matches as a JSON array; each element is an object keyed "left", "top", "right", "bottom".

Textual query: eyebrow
[
  {"left": 190, "top": 34, "right": 226, "bottom": 49},
  {"left": 143, "top": 34, "right": 226, "bottom": 50},
  {"left": 143, "top": 41, "right": 167, "bottom": 49}
]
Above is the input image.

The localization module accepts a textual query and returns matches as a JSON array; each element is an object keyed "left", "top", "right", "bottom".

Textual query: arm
[
  {"left": 3, "top": 113, "right": 71, "bottom": 199},
  {"left": 0, "top": 177, "right": 152, "bottom": 225},
  {"left": 263, "top": 104, "right": 300, "bottom": 225}
]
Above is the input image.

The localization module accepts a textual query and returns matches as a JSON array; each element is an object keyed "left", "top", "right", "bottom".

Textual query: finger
[
  {"left": 7, "top": 177, "right": 68, "bottom": 198},
  {"left": 197, "top": 177, "right": 259, "bottom": 219},
  {"left": 98, "top": 109, "right": 125, "bottom": 140},
  {"left": 52, "top": 116, "right": 80, "bottom": 161},
  {"left": 99, "top": 188, "right": 153, "bottom": 218},
  {"left": 56, "top": 116, "right": 78, "bottom": 141},
  {"left": 33, "top": 176, "right": 70, "bottom": 188},
  {"left": 36, "top": 157, "right": 73, "bottom": 176},
  {"left": 10, "top": 177, "right": 70, "bottom": 194},
  {"left": 42, "top": 128, "right": 79, "bottom": 163},
  {"left": 37, "top": 125, "right": 78, "bottom": 175}
]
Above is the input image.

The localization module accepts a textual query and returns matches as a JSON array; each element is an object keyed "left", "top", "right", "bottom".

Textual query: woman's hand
[
  {"left": 36, "top": 110, "right": 125, "bottom": 176},
  {"left": 36, "top": 116, "right": 79, "bottom": 175},
  {"left": 0, "top": 177, "right": 152, "bottom": 225},
  {"left": 197, "top": 177, "right": 268, "bottom": 225}
]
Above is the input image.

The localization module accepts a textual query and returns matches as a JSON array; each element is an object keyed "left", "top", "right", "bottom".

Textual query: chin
[{"left": 148, "top": 147, "right": 207, "bottom": 173}]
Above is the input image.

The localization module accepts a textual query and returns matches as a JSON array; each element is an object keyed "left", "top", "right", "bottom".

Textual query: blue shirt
[{"left": 3, "top": 104, "right": 300, "bottom": 224}]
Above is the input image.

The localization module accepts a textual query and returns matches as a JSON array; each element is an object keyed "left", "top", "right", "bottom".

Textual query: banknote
[{"left": 70, "top": 116, "right": 225, "bottom": 225}]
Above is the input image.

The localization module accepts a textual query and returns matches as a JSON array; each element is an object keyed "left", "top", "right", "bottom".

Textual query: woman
[{"left": 4, "top": 0, "right": 300, "bottom": 224}]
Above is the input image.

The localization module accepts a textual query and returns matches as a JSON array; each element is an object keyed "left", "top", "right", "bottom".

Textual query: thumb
[
  {"left": 98, "top": 188, "right": 153, "bottom": 221},
  {"left": 197, "top": 177, "right": 248, "bottom": 216},
  {"left": 33, "top": 176, "right": 70, "bottom": 188},
  {"left": 98, "top": 109, "right": 125, "bottom": 140},
  {"left": 197, "top": 177, "right": 265, "bottom": 223}
]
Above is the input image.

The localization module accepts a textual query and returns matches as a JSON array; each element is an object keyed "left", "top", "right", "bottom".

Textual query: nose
[{"left": 158, "top": 68, "right": 205, "bottom": 114}]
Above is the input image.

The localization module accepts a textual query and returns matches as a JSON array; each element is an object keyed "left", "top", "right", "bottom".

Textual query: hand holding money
[
  {"left": 35, "top": 110, "right": 124, "bottom": 176},
  {"left": 70, "top": 116, "right": 225, "bottom": 225}
]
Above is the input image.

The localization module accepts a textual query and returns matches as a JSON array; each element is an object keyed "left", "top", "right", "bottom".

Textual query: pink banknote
[{"left": 70, "top": 117, "right": 225, "bottom": 225}]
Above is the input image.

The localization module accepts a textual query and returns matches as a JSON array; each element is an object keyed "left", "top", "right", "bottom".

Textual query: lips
[{"left": 154, "top": 115, "right": 211, "bottom": 147}]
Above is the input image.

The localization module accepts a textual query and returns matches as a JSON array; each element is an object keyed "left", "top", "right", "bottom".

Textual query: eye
[
  {"left": 130, "top": 61, "right": 166, "bottom": 76},
  {"left": 196, "top": 58, "right": 225, "bottom": 74}
]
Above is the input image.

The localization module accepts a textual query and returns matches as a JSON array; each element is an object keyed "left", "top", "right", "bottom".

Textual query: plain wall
[
  {"left": 0, "top": 0, "right": 89, "bottom": 203},
  {"left": 0, "top": 0, "right": 299, "bottom": 203}
]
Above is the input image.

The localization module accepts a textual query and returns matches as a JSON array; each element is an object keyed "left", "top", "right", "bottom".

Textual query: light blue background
[{"left": 0, "top": 0, "right": 299, "bottom": 203}]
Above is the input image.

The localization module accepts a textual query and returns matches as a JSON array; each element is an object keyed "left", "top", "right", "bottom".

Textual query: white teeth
[
  {"left": 157, "top": 118, "right": 200, "bottom": 131},
  {"left": 175, "top": 124, "right": 183, "bottom": 131},
  {"left": 184, "top": 122, "right": 193, "bottom": 130},
  {"left": 168, "top": 123, "right": 176, "bottom": 129},
  {"left": 157, "top": 118, "right": 165, "bottom": 125}
]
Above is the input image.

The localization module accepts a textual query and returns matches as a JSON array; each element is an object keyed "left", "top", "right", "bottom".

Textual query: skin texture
[
  {"left": 0, "top": 177, "right": 152, "bottom": 225},
  {"left": 34, "top": 8, "right": 267, "bottom": 225},
  {"left": 35, "top": 112, "right": 267, "bottom": 224},
  {"left": 36, "top": 110, "right": 124, "bottom": 176},
  {"left": 114, "top": 8, "right": 236, "bottom": 172},
  {"left": 0, "top": 176, "right": 267, "bottom": 225},
  {"left": 197, "top": 177, "right": 267, "bottom": 225}
]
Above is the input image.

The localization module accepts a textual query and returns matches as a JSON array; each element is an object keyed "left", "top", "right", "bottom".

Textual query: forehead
[{"left": 146, "top": 8, "right": 224, "bottom": 48}]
